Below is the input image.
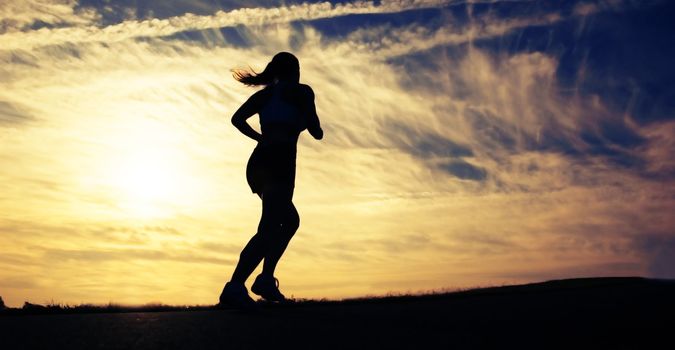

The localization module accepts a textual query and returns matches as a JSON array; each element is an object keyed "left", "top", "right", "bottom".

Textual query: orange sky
[{"left": 1, "top": 0, "right": 674, "bottom": 307}]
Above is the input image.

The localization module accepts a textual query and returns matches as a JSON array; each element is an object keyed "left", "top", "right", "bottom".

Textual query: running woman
[{"left": 219, "top": 52, "right": 323, "bottom": 308}]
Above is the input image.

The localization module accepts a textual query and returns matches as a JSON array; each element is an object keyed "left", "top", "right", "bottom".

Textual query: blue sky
[{"left": 0, "top": 0, "right": 673, "bottom": 307}]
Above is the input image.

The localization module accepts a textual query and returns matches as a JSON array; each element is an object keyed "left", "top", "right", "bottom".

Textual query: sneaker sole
[{"left": 251, "top": 285, "right": 286, "bottom": 302}]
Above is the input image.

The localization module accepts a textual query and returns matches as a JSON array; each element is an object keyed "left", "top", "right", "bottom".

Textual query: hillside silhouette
[{"left": 1, "top": 277, "right": 673, "bottom": 349}]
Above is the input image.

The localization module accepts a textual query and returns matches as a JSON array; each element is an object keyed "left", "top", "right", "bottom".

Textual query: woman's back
[
  {"left": 258, "top": 82, "right": 320, "bottom": 145},
  {"left": 259, "top": 82, "right": 302, "bottom": 128}
]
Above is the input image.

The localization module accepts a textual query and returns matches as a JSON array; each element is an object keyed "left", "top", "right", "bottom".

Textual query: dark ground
[{"left": 1, "top": 277, "right": 673, "bottom": 349}]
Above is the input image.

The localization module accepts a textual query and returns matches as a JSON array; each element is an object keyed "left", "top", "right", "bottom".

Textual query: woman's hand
[{"left": 256, "top": 134, "right": 270, "bottom": 147}]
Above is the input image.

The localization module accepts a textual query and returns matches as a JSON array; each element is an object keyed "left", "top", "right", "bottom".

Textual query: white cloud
[
  {"left": 0, "top": 0, "right": 100, "bottom": 33},
  {"left": 0, "top": 0, "right": 456, "bottom": 50},
  {"left": 0, "top": 1, "right": 672, "bottom": 306}
]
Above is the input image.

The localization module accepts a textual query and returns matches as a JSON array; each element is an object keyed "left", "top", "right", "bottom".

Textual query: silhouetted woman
[{"left": 219, "top": 52, "right": 323, "bottom": 307}]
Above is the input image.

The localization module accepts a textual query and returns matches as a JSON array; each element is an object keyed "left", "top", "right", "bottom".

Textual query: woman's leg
[
  {"left": 231, "top": 187, "right": 289, "bottom": 283},
  {"left": 229, "top": 232, "right": 265, "bottom": 284},
  {"left": 262, "top": 200, "right": 299, "bottom": 276},
  {"left": 229, "top": 194, "right": 269, "bottom": 284}
]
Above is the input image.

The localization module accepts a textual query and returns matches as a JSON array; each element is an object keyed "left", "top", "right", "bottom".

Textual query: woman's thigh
[{"left": 260, "top": 186, "right": 294, "bottom": 228}]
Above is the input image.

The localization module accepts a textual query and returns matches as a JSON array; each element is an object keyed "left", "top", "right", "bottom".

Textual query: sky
[{"left": 0, "top": 0, "right": 674, "bottom": 307}]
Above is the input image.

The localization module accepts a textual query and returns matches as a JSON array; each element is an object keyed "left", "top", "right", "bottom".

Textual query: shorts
[{"left": 246, "top": 143, "right": 297, "bottom": 195}]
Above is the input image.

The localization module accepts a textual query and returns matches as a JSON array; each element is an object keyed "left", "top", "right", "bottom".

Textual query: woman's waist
[{"left": 260, "top": 123, "right": 300, "bottom": 144}]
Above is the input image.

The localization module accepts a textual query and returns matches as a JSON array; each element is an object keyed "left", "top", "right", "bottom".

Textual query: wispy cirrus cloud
[
  {"left": 0, "top": 0, "right": 673, "bottom": 307},
  {"left": 0, "top": 0, "right": 100, "bottom": 33},
  {"left": 0, "top": 101, "right": 33, "bottom": 125},
  {"left": 0, "top": 0, "right": 458, "bottom": 50}
]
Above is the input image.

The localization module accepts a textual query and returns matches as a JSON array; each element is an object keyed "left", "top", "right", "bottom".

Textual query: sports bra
[{"left": 258, "top": 82, "right": 301, "bottom": 128}]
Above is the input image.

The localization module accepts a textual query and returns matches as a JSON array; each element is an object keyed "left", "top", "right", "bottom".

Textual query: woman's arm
[
  {"left": 231, "top": 90, "right": 265, "bottom": 142},
  {"left": 301, "top": 85, "right": 323, "bottom": 140}
]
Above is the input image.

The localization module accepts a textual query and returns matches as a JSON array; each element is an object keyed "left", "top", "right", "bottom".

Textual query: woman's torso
[{"left": 258, "top": 82, "right": 305, "bottom": 145}]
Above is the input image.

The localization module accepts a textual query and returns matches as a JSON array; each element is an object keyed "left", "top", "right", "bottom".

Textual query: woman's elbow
[
  {"left": 231, "top": 116, "right": 241, "bottom": 128},
  {"left": 311, "top": 127, "right": 323, "bottom": 140}
]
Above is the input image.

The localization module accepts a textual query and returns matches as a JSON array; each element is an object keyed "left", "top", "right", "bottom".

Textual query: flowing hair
[{"left": 233, "top": 52, "right": 299, "bottom": 87}]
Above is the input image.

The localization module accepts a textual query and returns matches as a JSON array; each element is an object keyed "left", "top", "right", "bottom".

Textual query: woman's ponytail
[
  {"left": 233, "top": 60, "right": 277, "bottom": 86},
  {"left": 233, "top": 52, "right": 299, "bottom": 87}
]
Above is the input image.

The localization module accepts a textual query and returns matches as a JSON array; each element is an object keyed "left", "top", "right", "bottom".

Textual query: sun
[
  {"left": 113, "top": 148, "right": 180, "bottom": 217},
  {"left": 98, "top": 117, "right": 202, "bottom": 219}
]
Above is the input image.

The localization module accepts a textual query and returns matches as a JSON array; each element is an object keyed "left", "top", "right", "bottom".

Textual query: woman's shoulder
[
  {"left": 248, "top": 87, "right": 273, "bottom": 106},
  {"left": 276, "top": 83, "right": 314, "bottom": 103},
  {"left": 296, "top": 84, "right": 314, "bottom": 99}
]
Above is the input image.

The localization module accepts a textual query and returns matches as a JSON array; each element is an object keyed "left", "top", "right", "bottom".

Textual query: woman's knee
[
  {"left": 285, "top": 220, "right": 299, "bottom": 236},
  {"left": 284, "top": 209, "right": 300, "bottom": 235}
]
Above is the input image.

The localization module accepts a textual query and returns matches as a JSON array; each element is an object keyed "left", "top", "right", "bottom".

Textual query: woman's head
[{"left": 234, "top": 52, "right": 300, "bottom": 86}]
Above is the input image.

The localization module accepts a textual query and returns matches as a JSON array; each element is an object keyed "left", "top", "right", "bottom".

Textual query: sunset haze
[{"left": 1, "top": 0, "right": 674, "bottom": 307}]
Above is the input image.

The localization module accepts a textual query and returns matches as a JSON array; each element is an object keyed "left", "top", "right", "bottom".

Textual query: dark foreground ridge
[{"left": 1, "top": 277, "right": 673, "bottom": 349}]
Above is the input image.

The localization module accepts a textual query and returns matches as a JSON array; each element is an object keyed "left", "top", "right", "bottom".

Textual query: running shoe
[
  {"left": 251, "top": 274, "right": 287, "bottom": 302},
  {"left": 218, "top": 282, "right": 257, "bottom": 309}
]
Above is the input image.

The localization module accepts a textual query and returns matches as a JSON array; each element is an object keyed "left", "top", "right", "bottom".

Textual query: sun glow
[
  {"left": 97, "top": 117, "right": 208, "bottom": 219},
  {"left": 3, "top": 0, "right": 674, "bottom": 309},
  {"left": 111, "top": 147, "right": 183, "bottom": 217}
]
